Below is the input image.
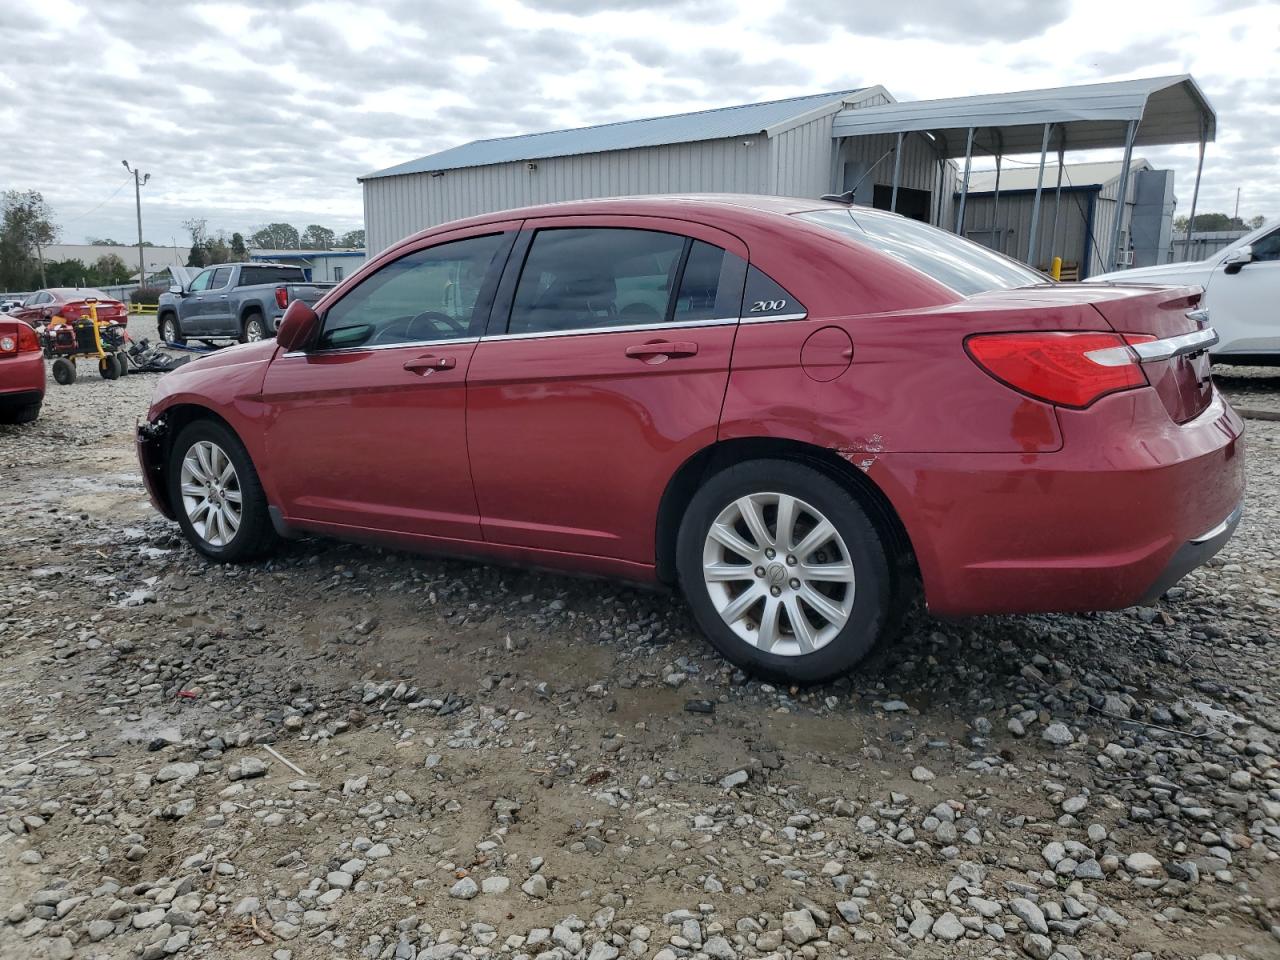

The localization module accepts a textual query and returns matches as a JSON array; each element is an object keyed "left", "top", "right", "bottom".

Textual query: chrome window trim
[
  {"left": 739, "top": 312, "right": 809, "bottom": 325},
  {"left": 482, "top": 315, "right": 738, "bottom": 343},
  {"left": 282, "top": 336, "right": 480, "bottom": 359},
  {"left": 1130, "top": 326, "right": 1219, "bottom": 362}
]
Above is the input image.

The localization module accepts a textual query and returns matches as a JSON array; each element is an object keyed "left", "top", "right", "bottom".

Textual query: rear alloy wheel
[
  {"left": 240, "top": 312, "right": 267, "bottom": 344},
  {"left": 677, "top": 460, "right": 893, "bottom": 684},
  {"left": 168, "top": 420, "right": 278, "bottom": 562}
]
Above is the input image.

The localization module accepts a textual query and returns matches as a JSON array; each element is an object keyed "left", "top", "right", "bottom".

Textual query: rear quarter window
[{"left": 742, "top": 266, "right": 805, "bottom": 320}]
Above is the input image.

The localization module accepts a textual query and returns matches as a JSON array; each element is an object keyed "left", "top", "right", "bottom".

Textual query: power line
[{"left": 58, "top": 176, "right": 134, "bottom": 229}]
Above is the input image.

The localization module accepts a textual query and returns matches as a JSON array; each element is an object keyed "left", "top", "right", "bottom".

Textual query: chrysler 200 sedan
[{"left": 137, "top": 195, "right": 1244, "bottom": 683}]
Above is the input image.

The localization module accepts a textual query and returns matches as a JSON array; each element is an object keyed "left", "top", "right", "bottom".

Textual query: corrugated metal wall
[
  {"left": 959, "top": 189, "right": 1096, "bottom": 276},
  {"left": 363, "top": 135, "right": 771, "bottom": 254}
]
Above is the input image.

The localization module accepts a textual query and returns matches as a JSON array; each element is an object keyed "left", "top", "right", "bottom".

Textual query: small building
[
  {"left": 247, "top": 248, "right": 366, "bottom": 283},
  {"left": 41, "top": 243, "right": 187, "bottom": 283},
  {"left": 359, "top": 88, "right": 958, "bottom": 255},
  {"left": 957, "top": 159, "right": 1176, "bottom": 279}
]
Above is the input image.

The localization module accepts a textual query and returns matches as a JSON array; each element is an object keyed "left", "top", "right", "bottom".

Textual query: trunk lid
[{"left": 1080, "top": 283, "right": 1213, "bottom": 423}]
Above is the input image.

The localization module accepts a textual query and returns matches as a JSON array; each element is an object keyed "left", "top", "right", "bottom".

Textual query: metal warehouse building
[
  {"left": 959, "top": 158, "right": 1175, "bottom": 279},
  {"left": 359, "top": 75, "right": 1214, "bottom": 273},
  {"left": 359, "top": 88, "right": 958, "bottom": 255}
]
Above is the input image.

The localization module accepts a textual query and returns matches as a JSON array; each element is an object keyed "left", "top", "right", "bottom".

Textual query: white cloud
[{"left": 1, "top": 0, "right": 1274, "bottom": 249}]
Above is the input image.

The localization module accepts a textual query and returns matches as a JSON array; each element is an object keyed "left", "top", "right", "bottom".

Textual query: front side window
[
  {"left": 1250, "top": 227, "right": 1280, "bottom": 262},
  {"left": 189, "top": 270, "right": 215, "bottom": 292},
  {"left": 797, "top": 208, "right": 1044, "bottom": 296},
  {"left": 318, "top": 233, "right": 506, "bottom": 350},
  {"left": 509, "top": 228, "right": 702, "bottom": 336}
]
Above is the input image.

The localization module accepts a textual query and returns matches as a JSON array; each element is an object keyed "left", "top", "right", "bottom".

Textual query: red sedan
[
  {"left": 136, "top": 196, "right": 1244, "bottom": 683},
  {"left": 0, "top": 314, "right": 45, "bottom": 423},
  {"left": 10, "top": 288, "right": 128, "bottom": 328}
]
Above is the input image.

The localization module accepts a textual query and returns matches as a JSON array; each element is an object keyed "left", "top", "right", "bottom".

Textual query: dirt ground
[{"left": 2, "top": 325, "right": 1279, "bottom": 960}]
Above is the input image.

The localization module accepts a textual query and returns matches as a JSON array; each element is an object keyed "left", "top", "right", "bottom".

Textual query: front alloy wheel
[{"left": 180, "top": 440, "right": 243, "bottom": 547}]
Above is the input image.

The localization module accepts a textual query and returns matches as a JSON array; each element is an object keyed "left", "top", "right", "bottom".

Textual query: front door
[
  {"left": 1208, "top": 226, "right": 1280, "bottom": 356},
  {"left": 466, "top": 217, "right": 748, "bottom": 564},
  {"left": 259, "top": 225, "right": 518, "bottom": 542},
  {"left": 180, "top": 269, "right": 216, "bottom": 333}
]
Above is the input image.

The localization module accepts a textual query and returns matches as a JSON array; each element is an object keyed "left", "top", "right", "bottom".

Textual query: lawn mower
[{"left": 39, "top": 298, "right": 131, "bottom": 385}]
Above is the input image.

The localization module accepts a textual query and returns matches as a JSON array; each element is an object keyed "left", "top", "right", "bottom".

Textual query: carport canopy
[{"left": 829, "top": 75, "right": 1216, "bottom": 269}]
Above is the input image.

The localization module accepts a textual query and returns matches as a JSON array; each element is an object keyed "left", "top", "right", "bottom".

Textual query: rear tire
[
  {"left": 52, "top": 358, "right": 76, "bottom": 385},
  {"left": 160, "top": 313, "right": 185, "bottom": 346},
  {"left": 239, "top": 311, "right": 267, "bottom": 344},
  {"left": 115, "top": 348, "right": 130, "bottom": 375},
  {"left": 0, "top": 402, "right": 40, "bottom": 425},
  {"left": 99, "top": 355, "right": 121, "bottom": 380},
  {"left": 167, "top": 419, "right": 278, "bottom": 563},
  {"left": 676, "top": 459, "right": 894, "bottom": 684}
]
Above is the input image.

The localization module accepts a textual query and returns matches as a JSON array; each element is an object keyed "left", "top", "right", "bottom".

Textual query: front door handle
[
  {"left": 403, "top": 355, "right": 456, "bottom": 374},
  {"left": 625, "top": 340, "right": 699, "bottom": 361}
]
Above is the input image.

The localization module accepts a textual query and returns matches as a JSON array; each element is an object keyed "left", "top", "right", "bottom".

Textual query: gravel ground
[{"left": 2, "top": 331, "right": 1279, "bottom": 960}]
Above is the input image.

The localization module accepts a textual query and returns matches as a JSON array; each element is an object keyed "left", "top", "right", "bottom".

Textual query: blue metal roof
[{"left": 361, "top": 89, "right": 864, "bottom": 180}]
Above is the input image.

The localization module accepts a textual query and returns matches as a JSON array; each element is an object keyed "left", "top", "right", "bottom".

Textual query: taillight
[
  {"left": 966, "top": 331, "right": 1150, "bottom": 409},
  {"left": 275, "top": 287, "right": 289, "bottom": 309},
  {"left": 0, "top": 335, "right": 14, "bottom": 353},
  {"left": 17, "top": 323, "right": 39, "bottom": 352}
]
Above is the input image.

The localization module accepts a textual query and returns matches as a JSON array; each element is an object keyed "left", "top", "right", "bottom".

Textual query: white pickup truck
[{"left": 157, "top": 262, "right": 334, "bottom": 345}]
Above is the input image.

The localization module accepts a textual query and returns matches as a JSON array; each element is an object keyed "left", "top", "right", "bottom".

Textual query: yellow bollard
[{"left": 1050, "top": 256, "right": 1062, "bottom": 281}]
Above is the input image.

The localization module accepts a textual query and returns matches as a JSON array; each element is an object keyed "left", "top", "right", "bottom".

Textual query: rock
[
  {"left": 481, "top": 876, "right": 510, "bottom": 894},
  {"left": 834, "top": 900, "right": 861, "bottom": 924},
  {"left": 588, "top": 943, "right": 619, "bottom": 960},
  {"left": 1010, "top": 898, "right": 1048, "bottom": 935},
  {"left": 1022, "top": 932, "right": 1053, "bottom": 960},
  {"left": 133, "top": 908, "right": 166, "bottom": 929},
  {"left": 88, "top": 920, "right": 115, "bottom": 941},
  {"left": 449, "top": 877, "right": 478, "bottom": 900},
  {"left": 154, "top": 762, "right": 199, "bottom": 783},
  {"left": 931, "top": 913, "right": 964, "bottom": 941},
  {"left": 228, "top": 757, "right": 266, "bottom": 781},
  {"left": 521, "top": 874, "right": 548, "bottom": 899},
  {"left": 702, "top": 936, "right": 735, "bottom": 960},
  {"left": 1124, "top": 852, "right": 1163, "bottom": 877},
  {"left": 1041, "top": 723, "right": 1073, "bottom": 746},
  {"left": 719, "top": 770, "right": 748, "bottom": 789},
  {"left": 910, "top": 766, "right": 935, "bottom": 782},
  {"left": 781, "top": 909, "right": 818, "bottom": 945}
]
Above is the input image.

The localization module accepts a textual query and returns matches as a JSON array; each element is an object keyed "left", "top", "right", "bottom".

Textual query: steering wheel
[{"left": 406, "top": 310, "right": 468, "bottom": 340}]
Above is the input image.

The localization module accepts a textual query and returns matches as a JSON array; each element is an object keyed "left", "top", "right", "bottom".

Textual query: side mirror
[
  {"left": 1223, "top": 245, "right": 1254, "bottom": 275},
  {"left": 168, "top": 284, "right": 184, "bottom": 295},
  {"left": 275, "top": 300, "right": 320, "bottom": 352}
]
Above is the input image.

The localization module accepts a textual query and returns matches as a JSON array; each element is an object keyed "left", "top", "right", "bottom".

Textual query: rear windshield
[
  {"left": 796, "top": 208, "right": 1044, "bottom": 296},
  {"left": 239, "top": 266, "right": 304, "bottom": 286}
]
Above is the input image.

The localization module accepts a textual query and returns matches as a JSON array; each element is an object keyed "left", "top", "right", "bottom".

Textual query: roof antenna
[{"left": 821, "top": 144, "right": 900, "bottom": 204}]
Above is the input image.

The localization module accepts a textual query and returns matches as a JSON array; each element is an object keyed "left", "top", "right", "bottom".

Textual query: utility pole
[
  {"left": 1233, "top": 187, "right": 1241, "bottom": 221},
  {"left": 121, "top": 161, "right": 150, "bottom": 287}
]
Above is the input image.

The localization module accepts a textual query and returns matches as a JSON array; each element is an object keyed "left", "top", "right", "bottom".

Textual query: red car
[
  {"left": 137, "top": 196, "right": 1244, "bottom": 683},
  {"left": 0, "top": 314, "right": 45, "bottom": 423},
  {"left": 10, "top": 288, "right": 128, "bottom": 328}
]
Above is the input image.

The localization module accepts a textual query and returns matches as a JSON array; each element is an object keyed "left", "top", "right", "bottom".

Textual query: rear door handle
[
  {"left": 625, "top": 340, "right": 699, "bottom": 360},
  {"left": 403, "top": 355, "right": 456, "bottom": 374}
]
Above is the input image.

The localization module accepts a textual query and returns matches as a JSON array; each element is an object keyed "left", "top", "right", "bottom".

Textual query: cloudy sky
[{"left": 3, "top": 0, "right": 1276, "bottom": 249}]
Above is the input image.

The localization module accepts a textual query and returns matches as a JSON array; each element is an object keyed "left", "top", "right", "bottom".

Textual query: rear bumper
[
  {"left": 0, "top": 353, "right": 46, "bottom": 401},
  {"left": 872, "top": 389, "right": 1246, "bottom": 616}
]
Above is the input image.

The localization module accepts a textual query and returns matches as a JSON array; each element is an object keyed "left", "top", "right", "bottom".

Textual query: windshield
[{"left": 796, "top": 208, "right": 1045, "bottom": 297}]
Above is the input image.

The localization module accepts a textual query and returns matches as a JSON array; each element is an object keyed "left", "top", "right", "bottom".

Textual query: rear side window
[
  {"left": 239, "top": 266, "right": 305, "bottom": 286},
  {"left": 742, "top": 266, "right": 805, "bottom": 320},
  {"left": 210, "top": 267, "right": 233, "bottom": 289},
  {"left": 505, "top": 229, "right": 743, "bottom": 336}
]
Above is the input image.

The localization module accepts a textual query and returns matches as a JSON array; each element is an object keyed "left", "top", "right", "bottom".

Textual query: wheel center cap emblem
[{"left": 767, "top": 563, "right": 786, "bottom": 584}]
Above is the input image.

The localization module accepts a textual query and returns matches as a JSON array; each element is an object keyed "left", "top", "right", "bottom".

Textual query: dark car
[{"left": 137, "top": 195, "right": 1244, "bottom": 683}]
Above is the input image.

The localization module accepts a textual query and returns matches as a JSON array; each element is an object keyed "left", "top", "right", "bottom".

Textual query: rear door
[
  {"left": 466, "top": 216, "right": 747, "bottom": 564},
  {"left": 259, "top": 223, "right": 518, "bottom": 541},
  {"left": 205, "top": 266, "right": 236, "bottom": 335}
]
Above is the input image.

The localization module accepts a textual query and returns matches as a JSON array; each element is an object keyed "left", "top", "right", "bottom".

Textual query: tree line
[
  {"left": 1174, "top": 212, "right": 1266, "bottom": 233},
  {"left": 182, "top": 219, "right": 364, "bottom": 267}
]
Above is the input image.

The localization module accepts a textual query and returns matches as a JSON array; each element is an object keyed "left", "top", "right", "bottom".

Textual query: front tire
[
  {"left": 52, "top": 358, "right": 76, "bottom": 385},
  {"left": 160, "top": 313, "right": 186, "bottom": 346},
  {"left": 676, "top": 460, "right": 893, "bottom": 684},
  {"left": 167, "top": 419, "right": 278, "bottom": 562}
]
